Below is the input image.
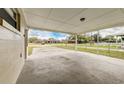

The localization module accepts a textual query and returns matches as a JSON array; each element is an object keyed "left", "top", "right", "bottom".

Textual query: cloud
[
  {"left": 29, "top": 26, "right": 124, "bottom": 39},
  {"left": 85, "top": 26, "right": 124, "bottom": 37},
  {"left": 28, "top": 29, "right": 69, "bottom": 40},
  {"left": 100, "top": 27, "right": 124, "bottom": 37}
]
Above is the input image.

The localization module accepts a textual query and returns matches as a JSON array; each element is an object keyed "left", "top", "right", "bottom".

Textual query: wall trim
[{"left": 0, "top": 17, "right": 21, "bottom": 36}]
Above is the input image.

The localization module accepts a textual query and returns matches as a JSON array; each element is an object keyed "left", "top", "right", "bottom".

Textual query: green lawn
[
  {"left": 70, "top": 43, "right": 120, "bottom": 49},
  {"left": 28, "top": 43, "right": 42, "bottom": 55},
  {"left": 27, "top": 43, "right": 124, "bottom": 60},
  {"left": 53, "top": 44, "right": 124, "bottom": 60}
]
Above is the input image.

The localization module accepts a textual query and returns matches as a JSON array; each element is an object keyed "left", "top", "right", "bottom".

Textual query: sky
[
  {"left": 29, "top": 26, "right": 124, "bottom": 40},
  {"left": 28, "top": 29, "right": 69, "bottom": 40},
  {"left": 85, "top": 27, "right": 124, "bottom": 37},
  {"left": 99, "top": 27, "right": 124, "bottom": 37}
]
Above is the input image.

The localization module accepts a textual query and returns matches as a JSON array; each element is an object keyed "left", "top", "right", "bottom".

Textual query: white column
[
  {"left": 116, "top": 36, "right": 118, "bottom": 49},
  {"left": 108, "top": 36, "right": 111, "bottom": 56},
  {"left": 65, "top": 39, "right": 67, "bottom": 47},
  {"left": 121, "top": 36, "right": 123, "bottom": 45},
  {"left": 90, "top": 32, "right": 92, "bottom": 46},
  {"left": 85, "top": 33, "right": 87, "bottom": 49},
  {"left": 97, "top": 31, "right": 99, "bottom": 54},
  {"left": 75, "top": 34, "right": 77, "bottom": 50},
  {"left": 97, "top": 31, "right": 99, "bottom": 43},
  {"left": 25, "top": 28, "right": 29, "bottom": 59}
]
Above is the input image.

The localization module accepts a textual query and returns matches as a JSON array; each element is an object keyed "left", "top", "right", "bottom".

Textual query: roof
[{"left": 22, "top": 8, "right": 124, "bottom": 34}]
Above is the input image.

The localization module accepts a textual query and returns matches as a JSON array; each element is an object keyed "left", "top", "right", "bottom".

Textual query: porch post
[
  {"left": 116, "top": 36, "right": 118, "bottom": 49},
  {"left": 85, "top": 33, "right": 87, "bottom": 49},
  {"left": 75, "top": 34, "right": 78, "bottom": 50},
  {"left": 90, "top": 32, "right": 92, "bottom": 46},
  {"left": 121, "top": 36, "right": 123, "bottom": 46},
  {"left": 97, "top": 31, "right": 99, "bottom": 54},
  {"left": 25, "top": 28, "right": 29, "bottom": 59},
  {"left": 108, "top": 36, "right": 111, "bottom": 56}
]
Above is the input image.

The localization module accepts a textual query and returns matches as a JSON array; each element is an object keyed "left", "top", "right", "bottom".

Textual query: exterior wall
[
  {"left": 0, "top": 9, "right": 27, "bottom": 83},
  {"left": 19, "top": 11, "right": 28, "bottom": 59}
]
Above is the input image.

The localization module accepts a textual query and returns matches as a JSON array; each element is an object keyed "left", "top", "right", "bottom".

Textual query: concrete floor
[{"left": 17, "top": 46, "right": 124, "bottom": 84}]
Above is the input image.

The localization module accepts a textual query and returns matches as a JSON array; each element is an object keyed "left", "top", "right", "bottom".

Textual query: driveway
[{"left": 17, "top": 46, "right": 124, "bottom": 84}]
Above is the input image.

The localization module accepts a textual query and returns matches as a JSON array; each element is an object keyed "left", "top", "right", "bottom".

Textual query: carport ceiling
[{"left": 22, "top": 8, "right": 124, "bottom": 34}]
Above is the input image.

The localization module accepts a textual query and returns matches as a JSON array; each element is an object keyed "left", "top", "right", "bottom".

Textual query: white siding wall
[
  {"left": 0, "top": 26, "right": 25, "bottom": 83},
  {"left": 0, "top": 9, "right": 27, "bottom": 83}
]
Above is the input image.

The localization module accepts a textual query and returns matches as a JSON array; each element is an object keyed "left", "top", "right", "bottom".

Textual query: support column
[
  {"left": 75, "top": 34, "right": 78, "bottom": 50},
  {"left": 90, "top": 32, "right": 92, "bottom": 46},
  {"left": 65, "top": 39, "right": 68, "bottom": 47},
  {"left": 97, "top": 31, "right": 100, "bottom": 43},
  {"left": 121, "top": 36, "right": 123, "bottom": 46},
  {"left": 108, "top": 36, "right": 111, "bottom": 56},
  {"left": 97, "top": 31, "right": 99, "bottom": 54},
  {"left": 85, "top": 33, "right": 87, "bottom": 49},
  {"left": 116, "top": 36, "right": 118, "bottom": 49},
  {"left": 24, "top": 28, "right": 29, "bottom": 59}
]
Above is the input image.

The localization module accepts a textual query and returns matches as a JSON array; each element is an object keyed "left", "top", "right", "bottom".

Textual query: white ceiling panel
[
  {"left": 44, "top": 19, "right": 64, "bottom": 30},
  {"left": 69, "top": 9, "right": 124, "bottom": 33},
  {"left": 56, "top": 24, "right": 75, "bottom": 32},
  {"left": 48, "top": 8, "right": 84, "bottom": 22},
  {"left": 66, "top": 8, "right": 116, "bottom": 26},
  {"left": 25, "top": 13, "right": 47, "bottom": 28},
  {"left": 23, "top": 8, "right": 51, "bottom": 18},
  {"left": 22, "top": 8, "right": 124, "bottom": 34}
]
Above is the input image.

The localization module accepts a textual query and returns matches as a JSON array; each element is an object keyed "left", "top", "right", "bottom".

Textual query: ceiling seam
[
  {"left": 119, "top": 8, "right": 124, "bottom": 15},
  {"left": 47, "top": 8, "right": 53, "bottom": 18},
  {"left": 44, "top": 8, "right": 53, "bottom": 28},
  {"left": 24, "top": 11, "right": 78, "bottom": 27}
]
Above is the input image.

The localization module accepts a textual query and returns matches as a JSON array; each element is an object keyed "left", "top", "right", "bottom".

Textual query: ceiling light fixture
[{"left": 80, "top": 18, "right": 85, "bottom": 22}]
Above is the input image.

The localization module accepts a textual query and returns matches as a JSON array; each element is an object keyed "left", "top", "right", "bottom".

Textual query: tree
[
  {"left": 92, "top": 33, "right": 101, "bottom": 42},
  {"left": 28, "top": 37, "right": 41, "bottom": 43},
  {"left": 68, "top": 35, "right": 88, "bottom": 43}
]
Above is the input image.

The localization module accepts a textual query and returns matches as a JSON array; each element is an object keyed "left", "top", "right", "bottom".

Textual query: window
[{"left": 0, "top": 8, "right": 20, "bottom": 31}]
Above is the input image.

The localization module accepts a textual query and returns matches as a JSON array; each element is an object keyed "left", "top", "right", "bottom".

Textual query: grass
[
  {"left": 69, "top": 43, "right": 120, "bottom": 49},
  {"left": 53, "top": 44, "right": 124, "bottom": 60},
  {"left": 27, "top": 43, "right": 124, "bottom": 60},
  {"left": 28, "top": 43, "right": 42, "bottom": 55},
  {"left": 28, "top": 47, "right": 34, "bottom": 55}
]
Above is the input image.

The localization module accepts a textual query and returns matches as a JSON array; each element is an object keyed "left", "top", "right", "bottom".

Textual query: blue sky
[{"left": 28, "top": 29, "right": 69, "bottom": 40}]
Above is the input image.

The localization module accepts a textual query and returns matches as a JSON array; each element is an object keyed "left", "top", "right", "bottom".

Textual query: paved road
[{"left": 17, "top": 46, "right": 124, "bottom": 84}]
